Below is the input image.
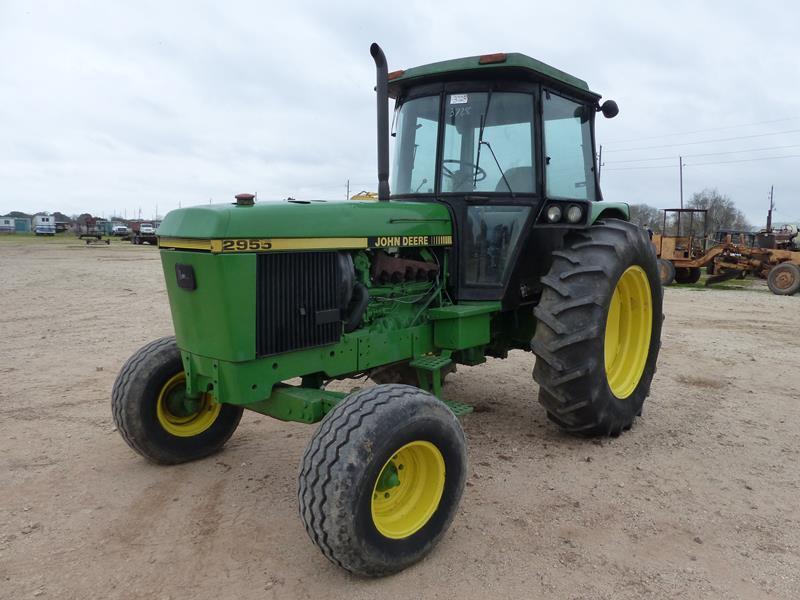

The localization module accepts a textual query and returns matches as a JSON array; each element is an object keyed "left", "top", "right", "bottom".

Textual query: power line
[
  {"left": 604, "top": 153, "right": 800, "bottom": 171},
  {"left": 689, "top": 154, "right": 800, "bottom": 167},
  {"left": 603, "top": 164, "right": 676, "bottom": 171},
  {"left": 604, "top": 117, "right": 799, "bottom": 145},
  {"left": 604, "top": 128, "right": 800, "bottom": 153},
  {"left": 605, "top": 143, "right": 800, "bottom": 165}
]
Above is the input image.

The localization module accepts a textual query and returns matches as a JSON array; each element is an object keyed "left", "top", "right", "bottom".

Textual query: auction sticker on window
[{"left": 450, "top": 94, "right": 468, "bottom": 104}]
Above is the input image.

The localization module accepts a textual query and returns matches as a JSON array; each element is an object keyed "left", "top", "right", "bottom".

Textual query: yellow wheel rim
[
  {"left": 156, "top": 373, "right": 221, "bottom": 437},
  {"left": 370, "top": 441, "right": 445, "bottom": 539},
  {"left": 604, "top": 266, "right": 653, "bottom": 399}
]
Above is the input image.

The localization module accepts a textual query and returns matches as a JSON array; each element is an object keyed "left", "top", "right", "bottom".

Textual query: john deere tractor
[{"left": 112, "top": 44, "right": 662, "bottom": 576}]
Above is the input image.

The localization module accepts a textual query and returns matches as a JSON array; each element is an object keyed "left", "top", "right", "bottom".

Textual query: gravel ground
[{"left": 1, "top": 238, "right": 799, "bottom": 600}]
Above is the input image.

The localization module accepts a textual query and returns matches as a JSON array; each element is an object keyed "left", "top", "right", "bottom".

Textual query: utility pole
[
  {"left": 346, "top": 179, "right": 350, "bottom": 200},
  {"left": 766, "top": 185, "right": 774, "bottom": 232},
  {"left": 679, "top": 156, "right": 684, "bottom": 209},
  {"left": 597, "top": 145, "right": 603, "bottom": 180}
]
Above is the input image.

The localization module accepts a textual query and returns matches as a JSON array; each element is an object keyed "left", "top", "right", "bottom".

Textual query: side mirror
[{"left": 599, "top": 99, "right": 619, "bottom": 119}]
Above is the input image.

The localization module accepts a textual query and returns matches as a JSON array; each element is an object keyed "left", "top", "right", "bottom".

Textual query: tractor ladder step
[
  {"left": 409, "top": 354, "right": 453, "bottom": 371},
  {"left": 409, "top": 354, "right": 472, "bottom": 416}
]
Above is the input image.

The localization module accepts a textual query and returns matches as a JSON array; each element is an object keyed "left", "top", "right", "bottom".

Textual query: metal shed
[{"left": 15, "top": 217, "right": 31, "bottom": 233}]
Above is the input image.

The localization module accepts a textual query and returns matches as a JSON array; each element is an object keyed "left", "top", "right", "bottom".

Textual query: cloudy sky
[{"left": 1, "top": 0, "right": 798, "bottom": 225}]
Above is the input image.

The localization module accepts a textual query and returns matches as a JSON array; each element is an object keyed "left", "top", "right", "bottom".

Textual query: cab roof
[{"left": 387, "top": 53, "right": 600, "bottom": 100}]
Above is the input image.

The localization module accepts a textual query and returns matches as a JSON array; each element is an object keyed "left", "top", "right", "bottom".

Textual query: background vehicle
[
  {"left": 652, "top": 208, "right": 724, "bottom": 284},
  {"left": 33, "top": 214, "right": 56, "bottom": 236},
  {"left": 112, "top": 44, "right": 663, "bottom": 576},
  {"left": 706, "top": 212, "right": 800, "bottom": 294},
  {"left": 76, "top": 216, "right": 110, "bottom": 245},
  {"left": 131, "top": 222, "right": 157, "bottom": 245},
  {"left": 112, "top": 225, "right": 130, "bottom": 236}
]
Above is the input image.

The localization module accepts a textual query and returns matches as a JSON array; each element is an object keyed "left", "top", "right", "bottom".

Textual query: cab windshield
[
  {"left": 441, "top": 92, "right": 535, "bottom": 194},
  {"left": 390, "top": 92, "right": 536, "bottom": 195},
  {"left": 390, "top": 90, "right": 596, "bottom": 200}
]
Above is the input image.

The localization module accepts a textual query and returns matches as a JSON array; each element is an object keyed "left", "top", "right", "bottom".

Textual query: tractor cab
[{"left": 380, "top": 52, "right": 621, "bottom": 301}]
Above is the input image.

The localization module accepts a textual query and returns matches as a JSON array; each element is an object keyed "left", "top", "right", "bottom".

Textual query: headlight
[
  {"left": 546, "top": 205, "right": 562, "bottom": 223},
  {"left": 566, "top": 205, "right": 583, "bottom": 223}
]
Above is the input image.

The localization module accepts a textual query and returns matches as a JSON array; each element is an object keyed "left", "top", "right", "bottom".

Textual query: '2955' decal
[{"left": 221, "top": 239, "right": 273, "bottom": 251}]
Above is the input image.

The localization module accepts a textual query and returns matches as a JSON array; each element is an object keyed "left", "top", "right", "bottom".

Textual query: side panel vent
[{"left": 256, "top": 252, "right": 342, "bottom": 356}]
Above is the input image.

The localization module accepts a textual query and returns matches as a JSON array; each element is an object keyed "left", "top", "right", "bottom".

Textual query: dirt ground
[{"left": 1, "top": 238, "right": 799, "bottom": 600}]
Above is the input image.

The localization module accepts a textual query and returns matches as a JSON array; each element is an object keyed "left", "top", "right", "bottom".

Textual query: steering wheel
[{"left": 441, "top": 159, "right": 487, "bottom": 182}]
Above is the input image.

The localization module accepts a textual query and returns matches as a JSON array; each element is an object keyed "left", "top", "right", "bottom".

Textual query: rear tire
[
  {"left": 767, "top": 263, "right": 800, "bottom": 295},
  {"left": 532, "top": 219, "right": 663, "bottom": 436},
  {"left": 112, "top": 336, "right": 243, "bottom": 464},
  {"left": 657, "top": 259, "right": 675, "bottom": 285},
  {"left": 298, "top": 384, "right": 466, "bottom": 576}
]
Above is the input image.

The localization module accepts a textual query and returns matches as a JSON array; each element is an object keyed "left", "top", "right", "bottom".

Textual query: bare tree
[
  {"left": 629, "top": 204, "right": 663, "bottom": 233},
  {"left": 687, "top": 188, "right": 750, "bottom": 234}
]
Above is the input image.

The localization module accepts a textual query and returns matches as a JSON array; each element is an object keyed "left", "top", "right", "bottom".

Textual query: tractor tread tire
[
  {"left": 112, "top": 336, "right": 243, "bottom": 464},
  {"left": 532, "top": 219, "right": 663, "bottom": 437},
  {"left": 298, "top": 384, "right": 466, "bottom": 576}
]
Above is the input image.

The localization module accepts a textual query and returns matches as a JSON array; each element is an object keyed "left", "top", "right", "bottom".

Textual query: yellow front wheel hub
[
  {"left": 371, "top": 441, "right": 445, "bottom": 539},
  {"left": 604, "top": 266, "right": 653, "bottom": 399},
  {"left": 156, "top": 373, "right": 221, "bottom": 437}
]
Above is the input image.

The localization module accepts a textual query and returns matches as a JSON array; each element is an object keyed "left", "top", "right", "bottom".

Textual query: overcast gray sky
[{"left": 1, "top": 0, "right": 798, "bottom": 225}]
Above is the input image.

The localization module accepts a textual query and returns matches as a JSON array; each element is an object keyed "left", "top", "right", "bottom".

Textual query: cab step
[{"left": 442, "top": 399, "right": 473, "bottom": 417}]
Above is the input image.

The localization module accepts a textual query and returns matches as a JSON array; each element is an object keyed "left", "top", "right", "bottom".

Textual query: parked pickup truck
[{"left": 131, "top": 222, "right": 157, "bottom": 245}]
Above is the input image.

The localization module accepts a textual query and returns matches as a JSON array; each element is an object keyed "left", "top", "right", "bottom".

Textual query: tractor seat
[{"left": 495, "top": 167, "right": 534, "bottom": 193}]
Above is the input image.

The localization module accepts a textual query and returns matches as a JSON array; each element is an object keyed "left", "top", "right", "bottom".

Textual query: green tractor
[{"left": 112, "top": 44, "right": 662, "bottom": 576}]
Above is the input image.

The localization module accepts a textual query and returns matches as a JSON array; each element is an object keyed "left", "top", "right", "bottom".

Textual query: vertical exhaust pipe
[{"left": 370, "top": 43, "right": 390, "bottom": 201}]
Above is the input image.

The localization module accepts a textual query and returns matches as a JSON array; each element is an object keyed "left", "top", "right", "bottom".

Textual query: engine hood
[{"left": 157, "top": 199, "right": 452, "bottom": 240}]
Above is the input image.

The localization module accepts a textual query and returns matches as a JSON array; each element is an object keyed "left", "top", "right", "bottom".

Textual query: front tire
[
  {"left": 532, "top": 219, "right": 663, "bottom": 436},
  {"left": 298, "top": 384, "right": 466, "bottom": 576},
  {"left": 111, "top": 336, "right": 243, "bottom": 464},
  {"left": 657, "top": 258, "right": 676, "bottom": 285},
  {"left": 767, "top": 262, "right": 800, "bottom": 295}
]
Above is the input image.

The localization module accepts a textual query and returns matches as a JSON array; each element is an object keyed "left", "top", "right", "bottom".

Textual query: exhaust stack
[{"left": 370, "top": 43, "right": 390, "bottom": 201}]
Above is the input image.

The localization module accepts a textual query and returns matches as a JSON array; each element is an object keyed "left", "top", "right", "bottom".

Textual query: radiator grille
[{"left": 256, "top": 252, "right": 342, "bottom": 356}]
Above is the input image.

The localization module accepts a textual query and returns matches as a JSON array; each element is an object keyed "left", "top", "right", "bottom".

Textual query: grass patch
[
  {"left": 674, "top": 273, "right": 766, "bottom": 293},
  {"left": 0, "top": 233, "right": 135, "bottom": 247}
]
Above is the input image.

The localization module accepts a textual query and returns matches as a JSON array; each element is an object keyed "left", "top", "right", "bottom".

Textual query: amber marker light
[{"left": 478, "top": 53, "right": 507, "bottom": 64}]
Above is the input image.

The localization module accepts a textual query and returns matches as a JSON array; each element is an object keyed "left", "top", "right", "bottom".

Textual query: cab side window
[{"left": 542, "top": 92, "right": 596, "bottom": 201}]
